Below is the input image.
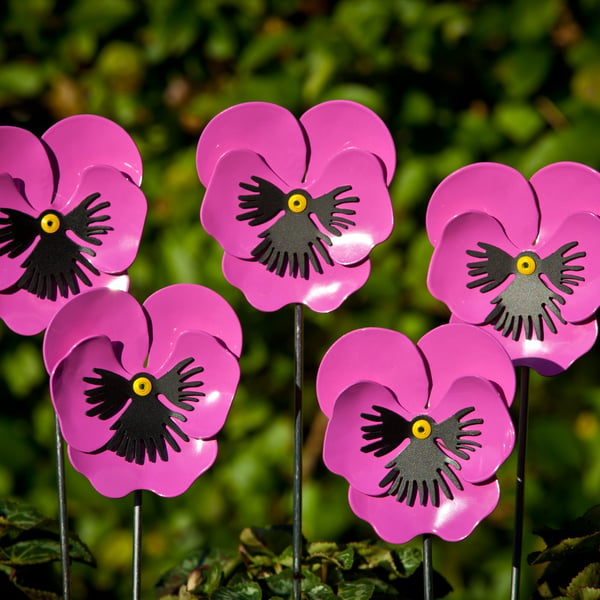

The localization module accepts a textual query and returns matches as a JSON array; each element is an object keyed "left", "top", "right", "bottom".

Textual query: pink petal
[
  {"left": 43, "top": 287, "right": 146, "bottom": 373},
  {"left": 418, "top": 323, "right": 516, "bottom": 409},
  {"left": 0, "top": 126, "right": 54, "bottom": 211},
  {"left": 196, "top": 102, "right": 306, "bottom": 187},
  {"left": 428, "top": 377, "right": 515, "bottom": 483},
  {"left": 0, "top": 174, "right": 38, "bottom": 290},
  {"left": 305, "top": 149, "right": 393, "bottom": 265},
  {"left": 68, "top": 438, "right": 218, "bottom": 498},
  {"left": 59, "top": 165, "right": 146, "bottom": 272},
  {"left": 143, "top": 284, "right": 242, "bottom": 366},
  {"left": 426, "top": 163, "right": 538, "bottom": 249},
  {"left": 449, "top": 313, "right": 598, "bottom": 376},
  {"left": 323, "top": 382, "right": 412, "bottom": 496},
  {"left": 532, "top": 162, "right": 600, "bottom": 243},
  {"left": 300, "top": 100, "right": 396, "bottom": 185},
  {"left": 316, "top": 328, "right": 429, "bottom": 418},
  {"left": 151, "top": 330, "right": 240, "bottom": 439},
  {"left": 51, "top": 336, "right": 129, "bottom": 452},
  {"left": 222, "top": 252, "right": 371, "bottom": 313},
  {"left": 201, "top": 149, "right": 291, "bottom": 258},
  {"left": 2, "top": 273, "right": 129, "bottom": 338},
  {"left": 536, "top": 212, "right": 600, "bottom": 323},
  {"left": 42, "top": 115, "right": 143, "bottom": 204},
  {"left": 348, "top": 478, "right": 500, "bottom": 543},
  {"left": 427, "top": 211, "right": 519, "bottom": 325}
]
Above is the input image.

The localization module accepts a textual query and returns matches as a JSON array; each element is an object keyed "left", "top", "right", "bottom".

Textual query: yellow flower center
[
  {"left": 516, "top": 255, "right": 536, "bottom": 275},
  {"left": 40, "top": 212, "right": 61, "bottom": 234},
  {"left": 288, "top": 192, "right": 308, "bottom": 213},
  {"left": 412, "top": 418, "right": 432, "bottom": 440},
  {"left": 132, "top": 376, "right": 152, "bottom": 397}
]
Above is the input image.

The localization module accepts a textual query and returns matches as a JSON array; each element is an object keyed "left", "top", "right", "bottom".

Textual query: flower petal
[
  {"left": 143, "top": 284, "right": 242, "bottom": 367},
  {"left": 427, "top": 377, "right": 515, "bottom": 483},
  {"left": 42, "top": 115, "right": 143, "bottom": 203},
  {"left": 323, "top": 382, "right": 412, "bottom": 496},
  {"left": 348, "top": 478, "right": 500, "bottom": 543},
  {"left": 51, "top": 336, "right": 129, "bottom": 452},
  {"left": 300, "top": 100, "right": 396, "bottom": 185},
  {"left": 152, "top": 330, "right": 240, "bottom": 439},
  {"left": 58, "top": 165, "right": 147, "bottom": 273},
  {"left": 316, "top": 328, "right": 429, "bottom": 418},
  {"left": 449, "top": 313, "right": 598, "bottom": 376},
  {"left": 0, "top": 126, "right": 54, "bottom": 211},
  {"left": 43, "top": 287, "right": 146, "bottom": 373},
  {"left": 2, "top": 273, "right": 129, "bottom": 338},
  {"left": 427, "top": 211, "right": 519, "bottom": 325},
  {"left": 536, "top": 212, "right": 600, "bottom": 324},
  {"left": 222, "top": 252, "right": 371, "bottom": 313},
  {"left": 305, "top": 149, "right": 393, "bottom": 265},
  {"left": 68, "top": 438, "right": 218, "bottom": 498},
  {"left": 201, "top": 149, "right": 289, "bottom": 258},
  {"left": 532, "top": 162, "right": 600, "bottom": 243},
  {"left": 0, "top": 174, "right": 39, "bottom": 290},
  {"left": 196, "top": 102, "right": 306, "bottom": 187},
  {"left": 418, "top": 323, "right": 516, "bottom": 409},
  {"left": 426, "top": 163, "right": 539, "bottom": 249}
]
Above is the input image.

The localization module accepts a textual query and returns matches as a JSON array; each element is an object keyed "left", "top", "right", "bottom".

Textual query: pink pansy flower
[
  {"left": 0, "top": 115, "right": 147, "bottom": 335},
  {"left": 44, "top": 284, "right": 242, "bottom": 498},
  {"left": 316, "top": 324, "right": 515, "bottom": 543},
  {"left": 427, "top": 162, "right": 600, "bottom": 376},
  {"left": 196, "top": 100, "right": 395, "bottom": 312}
]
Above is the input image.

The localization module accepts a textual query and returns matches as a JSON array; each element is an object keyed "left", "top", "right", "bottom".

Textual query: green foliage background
[{"left": 2, "top": 0, "right": 600, "bottom": 597}]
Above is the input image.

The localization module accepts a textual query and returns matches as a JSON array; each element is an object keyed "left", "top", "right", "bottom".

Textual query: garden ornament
[
  {"left": 45, "top": 285, "right": 242, "bottom": 498},
  {"left": 0, "top": 115, "right": 147, "bottom": 335},
  {"left": 317, "top": 324, "right": 515, "bottom": 543},
  {"left": 196, "top": 100, "right": 396, "bottom": 312}
]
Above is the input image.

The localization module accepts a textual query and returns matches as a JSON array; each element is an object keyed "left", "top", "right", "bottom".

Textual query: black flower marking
[
  {"left": 466, "top": 241, "right": 585, "bottom": 341},
  {"left": 0, "top": 192, "right": 113, "bottom": 300},
  {"left": 236, "top": 176, "right": 358, "bottom": 279},
  {"left": 83, "top": 358, "right": 205, "bottom": 465},
  {"left": 360, "top": 406, "right": 482, "bottom": 507}
]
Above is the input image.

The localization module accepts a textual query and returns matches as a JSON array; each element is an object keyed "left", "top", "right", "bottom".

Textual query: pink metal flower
[
  {"left": 427, "top": 162, "right": 600, "bottom": 375},
  {"left": 0, "top": 115, "right": 147, "bottom": 335},
  {"left": 316, "top": 324, "right": 515, "bottom": 543},
  {"left": 44, "top": 284, "right": 242, "bottom": 498},
  {"left": 196, "top": 101, "right": 395, "bottom": 312}
]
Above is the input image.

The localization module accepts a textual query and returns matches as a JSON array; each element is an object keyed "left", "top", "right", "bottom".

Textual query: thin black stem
[
  {"left": 55, "top": 416, "right": 71, "bottom": 600},
  {"left": 293, "top": 304, "right": 304, "bottom": 600},
  {"left": 133, "top": 490, "right": 143, "bottom": 600},
  {"left": 423, "top": 534, "right": 433, "bottom": 600},
  {"left": 510, "top": 366, "right": 530, "bottom": 600}
]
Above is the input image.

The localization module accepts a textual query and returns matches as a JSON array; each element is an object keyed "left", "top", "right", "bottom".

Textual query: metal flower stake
[
  {"left": 0, "top": 116, "right": 147, "bottom": 599},
  {"left": 426, "top": 161, "right": 600, "bottom": 599},
  {"left": 317, "top": 323, "right": 516, "bottom": 599},
  {"left": 196, "top": 100, "right": 396, "bottom": 599},
  {"left": 43, "top": 284, "right": 242, "bottom": 599}
]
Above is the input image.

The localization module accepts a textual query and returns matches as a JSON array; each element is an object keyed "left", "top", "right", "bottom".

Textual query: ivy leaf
[
  {"left": 307, "top": 542, "right": 355, "bottom": 570},
  {"left": 239, "top": 526, "right": 294, "bottom": 558},
  {"left": 566, "top": 563, "right": 600, "bottom": 599},
  {"left": 211, "top": 580, "right": 263, "bottom": 600},
  {"left": 338, "top": 579, "right": 375, "bottom": 600}
]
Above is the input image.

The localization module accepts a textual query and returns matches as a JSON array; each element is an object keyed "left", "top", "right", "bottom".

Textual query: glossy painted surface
[
  {"left": 0, "top": 115, "right": 147, "bottom": 335},
  {"left": 196, "top": 101, "right": 395, "bottom": 312},
  {"left": 316, "top": 324, "right": 515, "bottom": 543},
  {"left": 426, "top": 161, "right": 600, "bottom": 375},
  {"left": 46, "top": 285, "right": 242, "bottom": 498}
]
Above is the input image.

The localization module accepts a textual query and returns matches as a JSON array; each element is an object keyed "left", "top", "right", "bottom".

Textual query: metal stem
[
  {"left": 510, "top": 366, "right": 530, "bottom": 600},
  {"left": 293, "top": 304, "right": 304, "bottom": 600},
  {"left": 423, "top": 534, "right": 433, "bottom": 600},
  {"left": 133, "top": 490, "right": 143, "bottom": 600},
  {"left": 55, "top": 416, "right": 71, "bottom": 600}
]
